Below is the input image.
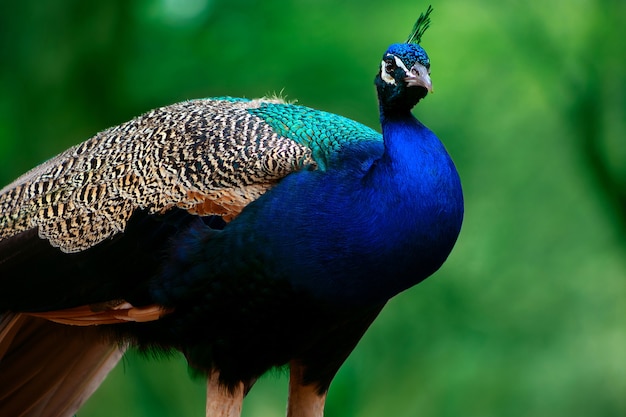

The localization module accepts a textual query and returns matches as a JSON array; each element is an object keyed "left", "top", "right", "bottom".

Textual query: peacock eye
[{"left": 385, "top": 60, "right": 396, "bottom": 74}]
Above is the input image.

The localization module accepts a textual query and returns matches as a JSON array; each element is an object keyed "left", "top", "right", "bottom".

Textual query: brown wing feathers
[
  {"left": 0, "top": 314, "right": 125, "bottom": 417},
  {"left": 0, "top": 98, "right": 314, "bottom": 253},
  {"left": 25, "top": 302, "right": 173, "bottom": 326}
]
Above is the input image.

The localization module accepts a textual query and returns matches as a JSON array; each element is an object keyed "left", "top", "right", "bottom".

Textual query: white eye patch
[{"left": 380, "top": 54, "right": 412, "bottom": 85}]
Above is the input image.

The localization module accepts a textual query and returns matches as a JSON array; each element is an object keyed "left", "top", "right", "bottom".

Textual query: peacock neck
[
  {"left": 376, "top": 107, "right": 434, "bottom": 175},
  {"left": 379, "top": 107, "right": 420, "bottom": 136}
]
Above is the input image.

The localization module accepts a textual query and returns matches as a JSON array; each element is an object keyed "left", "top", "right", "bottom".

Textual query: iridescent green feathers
[
  {"left": 406, "top": 5, "right": 433, "bottom": 45},
  {"left": 249, "top": 103, "right": 381, "bottom": 170}
]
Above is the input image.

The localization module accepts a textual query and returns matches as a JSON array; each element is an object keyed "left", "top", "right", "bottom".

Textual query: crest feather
[{"left": 406, "top": 5, "right": 433, "bottom": 45}]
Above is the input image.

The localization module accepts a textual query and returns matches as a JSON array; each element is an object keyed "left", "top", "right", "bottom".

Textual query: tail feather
[{"left": 0, "top": 313, "right": 124, "bottom": 417}]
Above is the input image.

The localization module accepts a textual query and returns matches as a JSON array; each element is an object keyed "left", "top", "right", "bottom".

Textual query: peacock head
[{"left": 376, "top": 6, "right": 434, "bottom": 112}]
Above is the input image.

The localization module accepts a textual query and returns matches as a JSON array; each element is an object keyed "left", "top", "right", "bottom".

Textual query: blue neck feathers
[{"left": 355, "top": 110, "right": 464, "bottom": 302}]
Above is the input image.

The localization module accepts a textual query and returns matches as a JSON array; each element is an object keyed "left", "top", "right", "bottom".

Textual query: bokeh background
[{"left": 1, "top": 0, "right": 625, "bottom": 416}]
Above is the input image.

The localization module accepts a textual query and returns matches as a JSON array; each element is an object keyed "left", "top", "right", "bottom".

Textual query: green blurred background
[{"left": 1, "top": 0, "right": 625, "bottom": 416}]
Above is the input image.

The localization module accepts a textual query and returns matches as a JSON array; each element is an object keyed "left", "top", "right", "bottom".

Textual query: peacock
[{"left": 0, "top": 6, "right": 463, "bottom": 417}]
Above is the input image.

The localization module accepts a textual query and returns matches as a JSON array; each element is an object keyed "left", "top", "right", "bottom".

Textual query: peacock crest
[{"left": 406, "top": 5, "right": 433, "bottom": 45}]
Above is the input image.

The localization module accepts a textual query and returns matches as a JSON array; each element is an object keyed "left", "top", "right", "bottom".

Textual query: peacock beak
[{"left": 404, "top": 63, "right": 433, "bottom": 93}]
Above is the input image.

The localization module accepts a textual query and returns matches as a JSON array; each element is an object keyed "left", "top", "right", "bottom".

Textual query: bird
[{"left": 0, "top": 6, "right": 463, "bottom": 417}]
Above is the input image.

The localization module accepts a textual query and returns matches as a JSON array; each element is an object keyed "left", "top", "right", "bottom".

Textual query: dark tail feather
[{"left": 0, "top": 313, "right": 124, "bottom": 417}]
